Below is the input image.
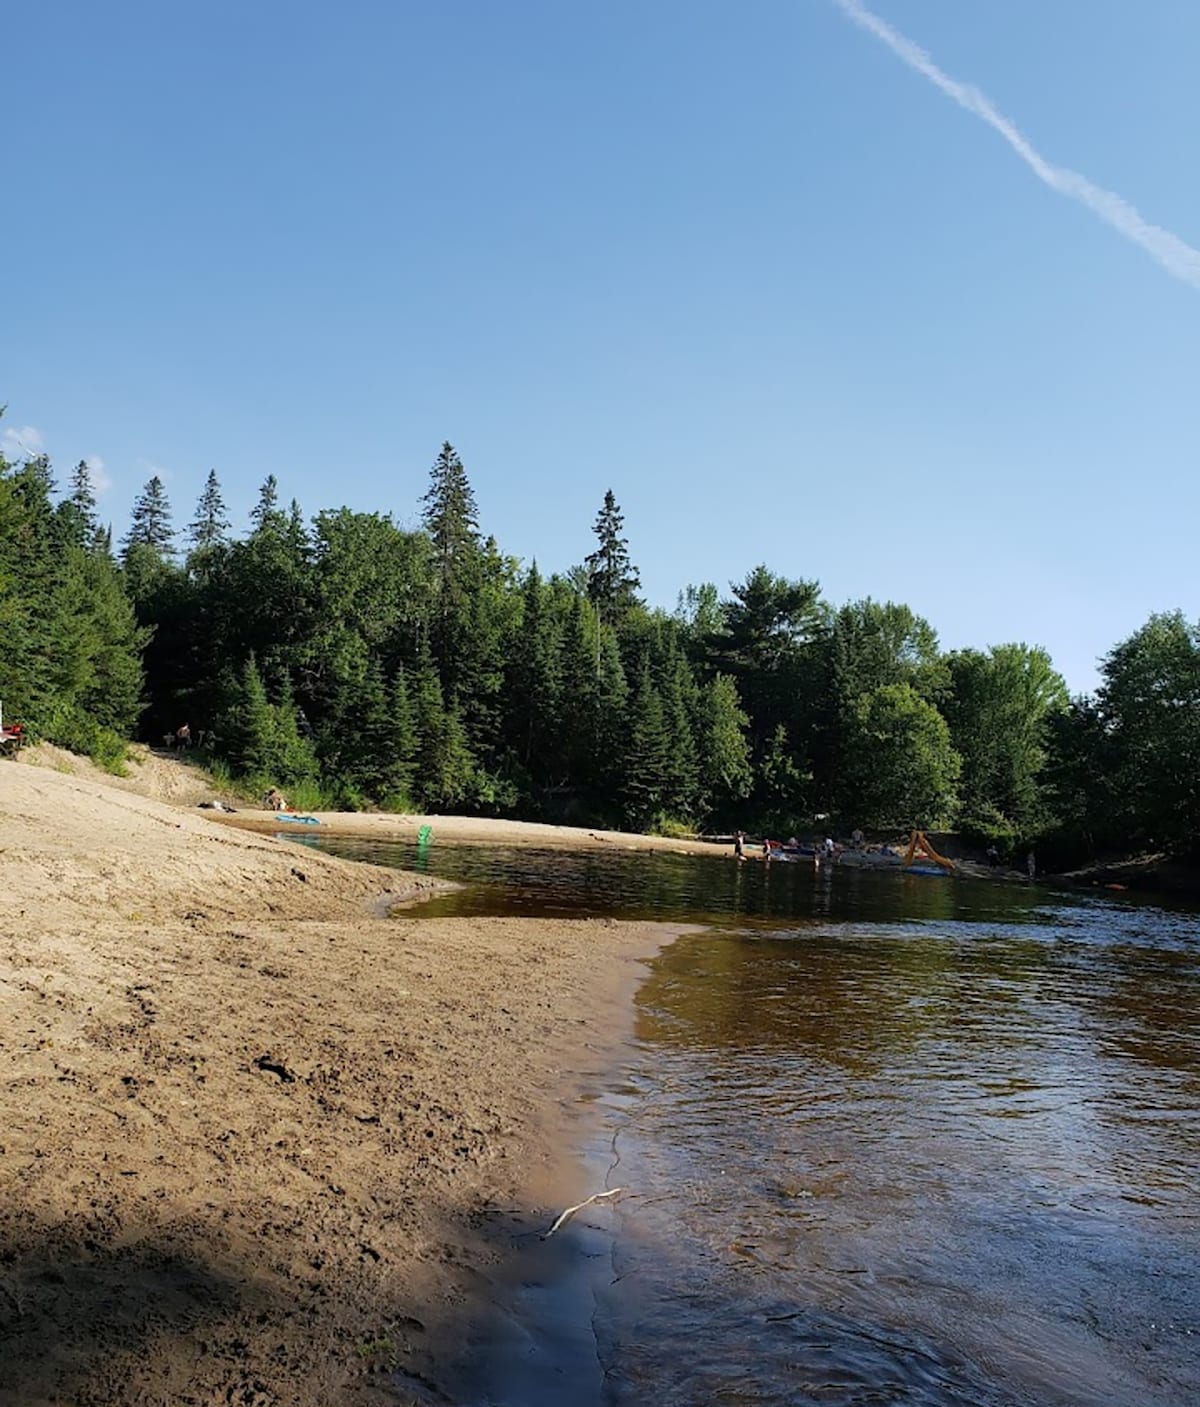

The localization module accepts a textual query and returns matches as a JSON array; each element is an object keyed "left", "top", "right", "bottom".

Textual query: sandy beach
[{"left": 0, "top": 755, "right": 683, "bottom": 1405}]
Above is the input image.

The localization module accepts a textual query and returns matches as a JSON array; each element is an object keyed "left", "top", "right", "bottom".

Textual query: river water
[{"left": 297, "top": 837, "right": 1200, "bottom": 1406}]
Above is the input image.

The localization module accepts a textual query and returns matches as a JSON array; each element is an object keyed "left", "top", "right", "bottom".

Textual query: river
[{"left": 295, "top": 836, "right": 1200, "bottom": 1406}]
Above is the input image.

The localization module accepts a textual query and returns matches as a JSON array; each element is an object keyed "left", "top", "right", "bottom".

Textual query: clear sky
[{"left": 5, "top": 0, "right": 1198, "bottom": 694}]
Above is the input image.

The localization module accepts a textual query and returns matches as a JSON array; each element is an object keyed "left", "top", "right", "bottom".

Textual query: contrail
[{"left": 833, "top": 0, "right": 1200, "bottom": 291}]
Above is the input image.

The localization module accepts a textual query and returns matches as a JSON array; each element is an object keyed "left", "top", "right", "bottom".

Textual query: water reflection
[
  {"left": 612, "top": 921, "right": 1199, "bottom": 1405},
  {"left": 299, "top": 835, "right": 1200, "bottom": 1405}
]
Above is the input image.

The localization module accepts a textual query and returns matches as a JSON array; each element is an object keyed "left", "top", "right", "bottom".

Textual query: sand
[{"left": 0, "top": 758, "right": 682, "bottom": 1405}]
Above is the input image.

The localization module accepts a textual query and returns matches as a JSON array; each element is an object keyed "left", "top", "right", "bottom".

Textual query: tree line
[{"left": 2, "top": 428, "right": 1197, "bottom": 862}]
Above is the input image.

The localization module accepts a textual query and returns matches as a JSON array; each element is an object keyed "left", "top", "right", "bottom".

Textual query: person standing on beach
[
  {"left": 733, "top": 831, "right": 745, "bottom": 860},
  {"left": 1026, "top": 850, "right": 1036, "bottom": 880}
]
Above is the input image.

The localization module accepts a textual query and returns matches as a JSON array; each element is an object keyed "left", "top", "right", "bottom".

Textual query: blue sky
[{"left": 5, "top": 0, "right": 1198, "bottom": 694}]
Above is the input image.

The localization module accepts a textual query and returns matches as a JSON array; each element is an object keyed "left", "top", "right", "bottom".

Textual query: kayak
[{"left": 275, "top": 813, "right": 320, "bottom": 826}]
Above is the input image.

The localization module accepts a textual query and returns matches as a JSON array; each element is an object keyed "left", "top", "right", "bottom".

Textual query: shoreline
[
  {"left": 211, "top": 805, "right": 731, "bottom": 857},
  {"left": 0, "top": 760, "right": 686, "bottom": 1404}
]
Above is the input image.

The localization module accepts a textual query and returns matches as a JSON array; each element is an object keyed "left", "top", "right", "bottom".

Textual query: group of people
[{"left": 731, "top": 832, "right": 841, "bottom": 863}]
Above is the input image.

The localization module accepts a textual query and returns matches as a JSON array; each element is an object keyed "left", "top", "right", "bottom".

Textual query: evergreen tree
[
  {"left": 595, "top": 629, "right": 629, "bottom": 794},
  {"left": 62, "top": 460, "right": 99, "bottom": 545},
  {"left": 621, "top": 663, "right": 670, "bottom": 827},
  {"left": 508, "top": 562, "right": 563, "bottom": 780},
  {"left": 412, "top": 650, "right": 475, "bottom": 809},
  {"left": 585, "top": 489, "right": 641, "bottom": 625},
  {"left": 218, "top": 657, "right": 317, "bottom": 786},
  {"left": 422, "top": 441, "right": 479, "bottom": 603},
  {"left": 658, "top": 642, "right": 700, "bottom": 819},
  {"left": 421, "top": 442, "right": 482, "bottom": 694},
  {"left": 188, "top": 469, "right": 231, "bottom": 551},
  {"left": 386, "top": 666, "right": 419, "bottom": 804},
  {"left": 223, "top": 655, "right": 277, "bottom": 778},
  {"left": 123, "top": 476, "right": 175, "bottom": 558},
  {"left": 250, "top": 474, "right": 284, "bottom": 535}
]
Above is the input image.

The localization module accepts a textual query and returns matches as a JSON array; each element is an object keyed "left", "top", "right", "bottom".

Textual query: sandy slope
[{"left": 0, "top": 761, "right": 677, "bottom": 1405}]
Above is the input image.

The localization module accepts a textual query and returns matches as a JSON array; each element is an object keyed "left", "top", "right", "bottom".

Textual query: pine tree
[
  {"left": 188, "top": 470, "right": 230, "bottom": 550},
  {"left": 585, "top": 489, "right": 640, "bottom": 625}
]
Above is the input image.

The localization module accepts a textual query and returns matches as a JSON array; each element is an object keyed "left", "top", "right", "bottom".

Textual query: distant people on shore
[
  {"left": 733, "top": 830, "right": 745, "bottom": 860},
  {"left": 987, "top": 845, "right": 1001, "bottom": 868},
  {"left": 850, "top": 828, "right": 864, "bottom": 850},
  {"left": 263, "top": 787, "right": 289, "bottom": 812},
  {"left": 1026, "top": 850, "right": 1036, "bottom": 881}
]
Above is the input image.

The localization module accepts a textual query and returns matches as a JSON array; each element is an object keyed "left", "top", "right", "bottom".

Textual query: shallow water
[{"left": 298, "top": 836, "right": 1200, "bottom": 1405}]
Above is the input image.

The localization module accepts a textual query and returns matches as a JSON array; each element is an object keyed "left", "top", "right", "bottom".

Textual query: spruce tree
[
  {"left": 422, "top": 441, "right": 479, "bottom": 570},
  {"left": 412, "top": 650, "right": 475, "bottom": 809},
  {"left": 421, "top": 441, "right": 482, "bottom": 692},
  {"left": 509, "top": 562, "right": 562, "bottom": 778},
  {"left": 585, "top": 489, "right": 641, "bottom": 626},
  {"left": 224, "top": 655, "right": 277, "bottom": 778},
  {"left": 386, "top": 666, "right": 419, "bottom": 805},
  {"left": 250, "top": 474, "right": 284, "bottom": 535},
  {"left": 123, "top": 476, "right": 175, "bottom": 558},
  {"left": 62, "top": 460, "right": 99, "bottom": 545},
  {"left": 621, "top": 662, "right": 670, "bottom": 828},
  {"left": 188, "top": 469, "right": 231, "bottom": 550}
]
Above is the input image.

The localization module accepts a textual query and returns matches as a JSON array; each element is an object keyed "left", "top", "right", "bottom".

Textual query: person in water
[{"left": 733, "top": 831, "right": 745, "bottom": 860}]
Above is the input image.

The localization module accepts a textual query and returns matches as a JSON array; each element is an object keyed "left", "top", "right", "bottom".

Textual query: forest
[{"left": 2, "top": 432, "right": 1197, "bottom": 865}]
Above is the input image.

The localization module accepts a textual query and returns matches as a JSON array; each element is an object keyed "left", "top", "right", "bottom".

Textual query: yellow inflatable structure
[{"left": 902, "top": 830, "right": 956, "bottom": 872}]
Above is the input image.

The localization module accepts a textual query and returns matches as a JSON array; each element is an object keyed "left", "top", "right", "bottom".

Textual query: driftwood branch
[{"left": 542, "top": 1187, "right": 628, "bottom": 1240}]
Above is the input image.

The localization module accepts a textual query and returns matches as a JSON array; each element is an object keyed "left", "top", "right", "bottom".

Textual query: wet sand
[{"left": 0, "top": 761, "right": 681, "bottom": 1404}]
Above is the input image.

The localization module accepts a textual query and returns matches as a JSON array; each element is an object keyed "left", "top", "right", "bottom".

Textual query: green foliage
[
  {"left": 694, "top": 673, "right": 753, "bottom": 818},
  {"left": 944, "top": 644, "right": 1067, "bottom": 836},
  {"left": 585, "top": 489, "right": 641, "bottom": 625},
  {"left": 123, "top": 475, "right": 175, "bottom": 559},
  {"left": 2, "top": 416, "right": 1191, "bottom": 861},
  {"left": 219, "top": 656, "right": 318, "bottom": 788},
  {"left": 840, "top": 683, "right": 961, "bottom": 829},
  {"left": 1095, "top": 612, "right": 1200, "bottom": 852},
  {"left": 187, "top": 469, "right": 231, "bottom": 552},
  {"left": 0, "top": 439, "right": 147, "bottom": 753}
]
